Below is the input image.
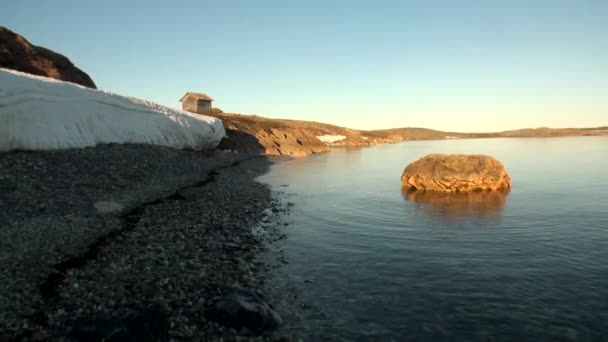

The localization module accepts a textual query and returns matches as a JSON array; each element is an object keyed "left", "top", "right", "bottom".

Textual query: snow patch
[
  {"left": 0, "top": 68, "right": 225, "bottom": 152},
  {"left": 316, "top": 135, "right": 346, "bottom": 143}
]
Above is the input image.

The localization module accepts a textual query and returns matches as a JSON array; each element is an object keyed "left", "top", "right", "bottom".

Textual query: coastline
[
  {"left": 0, "top": 144, "right": 291, "bottom": 340},
  {"left": 211, "top": 112, "right": 608, "bottom": 159},
  {"left": 2, "top": 135, "right": 606, "bottom": 340}
]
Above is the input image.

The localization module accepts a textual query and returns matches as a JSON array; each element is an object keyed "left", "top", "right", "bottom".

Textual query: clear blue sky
[{"left": 2, "top": 0, "right": 607, "bottom": 131}]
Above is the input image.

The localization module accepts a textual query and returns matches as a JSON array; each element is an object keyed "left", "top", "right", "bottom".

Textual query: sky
[{"left": 2, "top": 0, "right": 607, "bottom": 132}]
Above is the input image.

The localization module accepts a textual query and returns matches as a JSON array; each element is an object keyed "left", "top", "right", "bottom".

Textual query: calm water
[{"left": 258, "top": 137, "right": 608, "bottom": 341}]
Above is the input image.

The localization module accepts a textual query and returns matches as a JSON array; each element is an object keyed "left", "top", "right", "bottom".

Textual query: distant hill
[
  {"left": 207, "top": 111, "right": 608, "bottom": 157},
  {"left": 496, "top": 127, "right": 608, "bottom": 137},
  {"left": 363, "top": 127, "right": 466, "bottom": 140},
  {"left": 366, "top": 126, "right": 608, "bottom": 140}
]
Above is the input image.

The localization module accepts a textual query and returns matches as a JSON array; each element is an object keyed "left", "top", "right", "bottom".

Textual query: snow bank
[
  {"left": 0, "top": 68, "right": 225, "bottom": 152},
  {"left": 316, "top": 135, "right": 347, "bottom": 143}
]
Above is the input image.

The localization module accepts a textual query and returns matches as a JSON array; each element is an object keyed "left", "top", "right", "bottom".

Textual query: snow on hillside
[
  {"left": 0, "top": 68, "right": 225, "bottom": 152},
  {"left": 316, "top": 135, "right": 347, "bottom": 143}
]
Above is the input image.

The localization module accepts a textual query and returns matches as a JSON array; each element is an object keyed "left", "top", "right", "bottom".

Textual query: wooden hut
[{"left": 180, "top": 92, "right": 214, "bottom": 114}]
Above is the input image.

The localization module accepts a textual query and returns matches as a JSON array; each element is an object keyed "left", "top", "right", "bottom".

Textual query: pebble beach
[{"left": 0, "top": 144, "right": 291, "bottom": 341}]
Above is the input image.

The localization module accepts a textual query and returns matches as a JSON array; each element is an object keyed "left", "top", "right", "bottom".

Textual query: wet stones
[{"left": 205, "top": 288, "right": 282, "bottom": 333}]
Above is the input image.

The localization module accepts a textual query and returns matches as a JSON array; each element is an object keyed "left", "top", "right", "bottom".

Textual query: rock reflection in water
[{"left": 402, "top": 188, "right": 510, "bottom": 222}]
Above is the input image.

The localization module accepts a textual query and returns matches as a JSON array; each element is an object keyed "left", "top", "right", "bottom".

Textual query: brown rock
[
  {"left": 401, "top": 154, "right": 511, "bottom": 192},
  {"left": 217, "top": 114, "right": 330, "bottom": 157},
  {"left": 0, "top": 26, "right": 96, "bottom": 88}
]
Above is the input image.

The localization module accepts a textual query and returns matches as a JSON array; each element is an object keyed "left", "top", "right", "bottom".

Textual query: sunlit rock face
[{"left": 401, "top": 154, "right": 511, "bottom": 192}]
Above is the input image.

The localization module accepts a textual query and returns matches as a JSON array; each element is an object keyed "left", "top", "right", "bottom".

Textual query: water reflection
[{"left": 402, "top": 188, "right": 510, "bottom": 222}]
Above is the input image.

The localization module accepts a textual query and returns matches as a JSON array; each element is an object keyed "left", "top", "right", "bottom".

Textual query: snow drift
[
  {"left": 0, "top": 68, "right": 225, "bottom": 152},
  {"left": 316, "top": 135, "right": 346, "bottom": 143}
]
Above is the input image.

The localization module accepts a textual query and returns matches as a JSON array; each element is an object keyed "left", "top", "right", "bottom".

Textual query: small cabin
[{"left": 180, "top": 92, "right": 214, "bottom": 114}]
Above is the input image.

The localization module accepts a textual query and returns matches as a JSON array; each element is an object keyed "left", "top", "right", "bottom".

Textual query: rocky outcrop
[
  {"left": 221, "top": 127, "right": 330, "bottom": 157},
  {"left": 401, "top": 154, "right": 511, "bottom": 192},
  {"left": 216, "top": 113, "right": 332, "bottom": 157},
  {"left": 0, "top": 26, "right": 96, "bottom": 88}
]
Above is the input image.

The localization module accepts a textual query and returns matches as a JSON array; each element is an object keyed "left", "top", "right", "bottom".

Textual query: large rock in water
[
  {"left": 0, "top": 26, "right": 96, "bottom": 88},
  {"left": 401, "top": 154, "right": 511, "bottom": 192}
]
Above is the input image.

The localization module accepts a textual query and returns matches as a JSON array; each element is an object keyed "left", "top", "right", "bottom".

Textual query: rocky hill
[
  {"left": 494, "top": 127, "right": 608, "bottom": 138},
  {"left": 215, "top": 112, "right": 373, "bottom": 157},
  {"left": 0, "top": 26, "right": 96, "bottom": 88},
  {"left": 368, "top": 126, "right": 608, "bottom": 140},
  {"left": 363, "top": 127, "right": 464, "bottom": 141}
]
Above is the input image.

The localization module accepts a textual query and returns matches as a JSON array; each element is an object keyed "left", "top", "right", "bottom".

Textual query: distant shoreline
[{"left": 212, "top": 111, "right": 608, "bottom": 158}]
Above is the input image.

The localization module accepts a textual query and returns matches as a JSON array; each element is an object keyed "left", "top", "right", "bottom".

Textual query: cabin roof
[{"left": 179, "top": 92, "right": 214, "bottom": 102}]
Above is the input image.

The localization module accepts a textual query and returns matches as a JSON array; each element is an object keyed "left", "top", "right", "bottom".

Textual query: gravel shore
[{"left": 0, "top": 144, "right": 290, "bottom": 341}]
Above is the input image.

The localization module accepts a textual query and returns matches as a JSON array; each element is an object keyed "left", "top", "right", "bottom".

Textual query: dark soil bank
[{"left": 0, "top": 144, "right": 290, "bottom": 341}]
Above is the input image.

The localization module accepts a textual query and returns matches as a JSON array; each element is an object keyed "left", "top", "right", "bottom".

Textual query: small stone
[
  {"left": 224, "top": 241, "right": 240, "bottom": 249},
  {"left": 94, "top": 201, "right": 125, "bottom": 213},
  {"left": 204, "top": 288, "right": 282, "bottom": 333}
]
